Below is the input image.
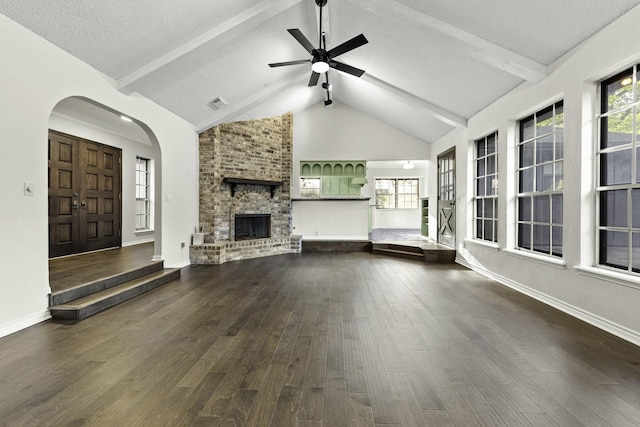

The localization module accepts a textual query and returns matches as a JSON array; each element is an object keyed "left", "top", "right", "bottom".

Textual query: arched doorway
[{"left": 48, "top": 97, "right": 163, "bottom": 260}]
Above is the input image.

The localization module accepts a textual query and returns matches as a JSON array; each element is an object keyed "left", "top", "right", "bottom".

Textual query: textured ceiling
[{"left": 3, "top": 0, "right": 640, "bottom": 142}]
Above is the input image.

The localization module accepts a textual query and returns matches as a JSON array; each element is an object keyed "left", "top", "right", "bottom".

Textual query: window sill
[
  {"left": 463, "top": 239, "right": 499, "bottom": 251},
  {"left": 502, "top": 248, "right": 566, "bottom": 269},
  {"left": 575, "top": 266, "right": 640, "bottom": 290}
]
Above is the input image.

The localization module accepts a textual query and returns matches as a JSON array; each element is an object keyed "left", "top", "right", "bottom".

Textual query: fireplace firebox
[{"left": 235, "top": 214, "right": 271, "bottom": 241}]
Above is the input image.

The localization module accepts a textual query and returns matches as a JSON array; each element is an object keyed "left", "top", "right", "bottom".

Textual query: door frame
[{"left": 437, "top": 147, "right": 456, "bottom": 248}]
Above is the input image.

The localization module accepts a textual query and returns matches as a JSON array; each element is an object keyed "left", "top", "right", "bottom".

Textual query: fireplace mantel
[{"left": 223, "top": 177, "right": 284, "bottom": 197}]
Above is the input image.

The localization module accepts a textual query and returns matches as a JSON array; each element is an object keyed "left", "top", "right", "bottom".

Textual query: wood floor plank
[
  {"left": 244, "top": 364, "right": 288, "bottom": 426},
  {"left": 271, "top": 385, "right": 302, "bottom": 427}
]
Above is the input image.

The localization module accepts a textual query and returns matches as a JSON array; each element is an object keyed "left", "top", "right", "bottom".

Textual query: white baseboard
[
  {"left": 456, "top": 257, "right": 640, "bottom": 347},
  {"left": 0, "top": 310, "right": 51, "bottom": 339}
]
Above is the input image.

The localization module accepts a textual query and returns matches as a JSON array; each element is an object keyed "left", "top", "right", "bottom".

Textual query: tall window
[
  {"left": 598, "top": 65, "right": 640, "bottom": 273},
  {"left": 136, "top": 156, "right": 151, "bottom": 231},
  {"left": 375, "top": 178, "right": 419, "bottom": 209},
  {"left": 474, "top": 132, "right": 498, "bottom": 242},
  {"left": 516, "top": 101, "right": 564, "bottom": 256}
]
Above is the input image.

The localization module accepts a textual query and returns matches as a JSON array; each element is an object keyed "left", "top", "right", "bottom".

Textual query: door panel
[
  {"left": 437, "top": 149, "right": 456, "bottom": 247},
  {"left": 49, "top": 131, "right": 122, "bottom": 257}
]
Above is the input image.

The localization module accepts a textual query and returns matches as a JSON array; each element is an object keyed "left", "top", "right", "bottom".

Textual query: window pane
[
  {"left": 600, "top": 190, "right": 628, "bottom": 227},
  {"left": 633, "top": 233, "right": 640, "bottom": 272},
  {"left": 520, "top": 141, "right": 534, "bottom": 167},
  {"left": 601, "top": 112, "right": 634, "bottom": 149},
  {"left": 603, "top": 70, "right": 633, "bottom": 113},
  {"left": 551, "top": 194, "right": 563, "bottom": 225},
  {"left": 599, "top": 230, "right": 628, "bottom": 269},
  {"left": 552, "top": 226, "right": 563, "bottom": 257},
  {"left": 476, "top": 219, "right": 483, "bottom": 239},
  {"left": 600, "top": 149, "right": 632, "bottom": 185},
  {"left": 520, "top": 115, "right": 535, "bottom": 140},
  {"left": 518, "top": 223, "right": 531, "bottom": 249},
  {"left": 477, "top": 139, "right": 486, "bottom": 157},
  {"left": 532, "top": 224, "right": 550, "bottom": 254},
  {"left": 519, "top": 169, "right": 534, "bottom": 193},
  {"left": 487, "top": 154, "right": 496, "bottom": 175},
  {"left": 555, "top": 131, "right": 564, "bottom": 161},
  {"left": 537, "top": 134, "right": 554, "bottom": 163},
  {"left": 633, "top": 189, "right": 640, "bottom": 229},
  {"left": 555, "top": 162, "right": 564, "bottom": 190},
  {"left": 487, "top": 134, "right": 496, "bottom": 154},
  {"left": 477, "top": 157, "right": 486, "bottom": 177},
  {"left": 482, "top": 198, "right": 493, "bottom": 219},
  {"left": 536, "top": 107, "right": 554, "bottom": 136},
  {"left": 477, "top": 177, "right": 486, "bottom": 196},
  {"left": 518, "top": 197, "right": 531, "bottom": 221},
  {"left": 535, "top": 164, "right": 553, "bottom": 192},
  {"left": 533, "top": 195, "right": 550, "bottom": 223},
  {"left": 476, "top": 199, "right": 484, "bottom": 218},
  {"left": 637, "top": 146, "right": 640, "bottom": 184},
  {"left": 484, "top": 220, "right": 494, "bottom": 241}
]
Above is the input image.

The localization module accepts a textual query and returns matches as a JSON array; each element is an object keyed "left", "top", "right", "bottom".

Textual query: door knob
[{"left": 81, "top": 200, "right": 87, "bottom": 208}]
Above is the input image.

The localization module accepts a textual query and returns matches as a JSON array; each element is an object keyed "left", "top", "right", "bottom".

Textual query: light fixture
[
  {"left": 120, "top": 115, "right": 132, "bottom": 122},
  {"left": 621, "top": 77, "right": 633, "bottom": 86},
  {"left": 312, "top": 60, "right": 330, "bottom": 73},
  {"left": 403, "top": 161, "right": 414, "bottom": 170},
  {"left": 324, "top": 99, "right": 333, "bottom": 107},
  {"left": 322, "top": 82, "right": 332, "bottom": 91}
]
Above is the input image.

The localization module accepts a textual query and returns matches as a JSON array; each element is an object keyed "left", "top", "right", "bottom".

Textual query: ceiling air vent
[{"left": 208, "top": 97, "right": 228, "bottom": 110}]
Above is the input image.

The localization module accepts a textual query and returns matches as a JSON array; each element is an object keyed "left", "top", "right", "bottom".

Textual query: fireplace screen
[{"left": 235, "top": 214, "right": 271, "bottom": 240}]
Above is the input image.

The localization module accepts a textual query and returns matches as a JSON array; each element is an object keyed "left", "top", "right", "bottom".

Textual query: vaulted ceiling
[{"left": 3, "top": 0, "right": 640, "bottom": 142}]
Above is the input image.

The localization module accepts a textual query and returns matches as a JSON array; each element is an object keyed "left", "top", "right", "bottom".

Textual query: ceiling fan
[{"left": 268, "top": 0, "right": 368, "bottom": 87}]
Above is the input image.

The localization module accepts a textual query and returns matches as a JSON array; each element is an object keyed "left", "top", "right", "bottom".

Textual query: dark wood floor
[
  {"left": 3, "top": 252, "right": 640, "bottom": 426},
  {"left": 49, "top": 243, "right": 155, "bottom": 292}
]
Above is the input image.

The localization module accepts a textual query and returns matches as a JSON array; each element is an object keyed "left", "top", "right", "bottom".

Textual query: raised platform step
[
  {"left": 372, "top": 242, "right": 456, "bottom": 264},
  {"left": 50, "top": 267, "right": 180, "bottom": 321},
  {"left": 49, "top": 261, "right": 165, "bottom": 306}
]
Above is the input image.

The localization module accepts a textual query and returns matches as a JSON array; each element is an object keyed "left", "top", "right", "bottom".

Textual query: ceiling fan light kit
[{"left": 268, "top": 0, "right": 368, "bottom": 89}]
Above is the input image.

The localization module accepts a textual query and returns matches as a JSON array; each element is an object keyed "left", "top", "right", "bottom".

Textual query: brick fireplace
[{"left": 189, "top": 113, "right": 301, "bottom": 265}]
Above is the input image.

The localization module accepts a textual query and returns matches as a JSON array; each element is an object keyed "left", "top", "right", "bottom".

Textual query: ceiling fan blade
[
  {"left": 268, "top": 59, "right": 311, "bottom": 67},
  {"left": 287, "top": 29, "right": 316, "bottom": 54},
  {"left": 330, "top": 61, "right": 365, "bottom": 77},
  {"left": 308, "top": 72, "right": 321, "bottom": 86},
  {"left": 327, "top": 34, "right": 368, "bottom": 58}
]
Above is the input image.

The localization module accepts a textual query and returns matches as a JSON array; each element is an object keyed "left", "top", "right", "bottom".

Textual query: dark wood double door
[{"left": 49, "top": 131, "right": 122, "bottom": 258}]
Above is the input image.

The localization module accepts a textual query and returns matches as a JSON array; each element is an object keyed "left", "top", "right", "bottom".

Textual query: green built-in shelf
[{"left": 300, "top": 160, "right": 367, "bottom": 177}]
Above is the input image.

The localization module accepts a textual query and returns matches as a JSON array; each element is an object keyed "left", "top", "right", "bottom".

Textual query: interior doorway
[
  {"left": 437, "top": 148, "right": 456, "bottom": 248},
  {"left": 48, "top": 130, "right": 122, "bottom": 258}
]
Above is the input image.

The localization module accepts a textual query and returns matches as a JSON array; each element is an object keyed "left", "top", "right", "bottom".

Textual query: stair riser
[
  {"left": 50, "top": 262, "right": 164, "bottom": 306},
  {"left": 50, "top": 270, "right": 180, "bottom": 321},
  {"left": 371, "top": 244, "right": 423, "bottom": 255},
  {"left": 372, "top": 249, "right": 424, "bottom": 261}
]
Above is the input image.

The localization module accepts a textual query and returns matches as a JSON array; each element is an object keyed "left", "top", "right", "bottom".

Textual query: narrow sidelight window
[{"left": 135, "top": 156, "right": 151, "bottom": 231}]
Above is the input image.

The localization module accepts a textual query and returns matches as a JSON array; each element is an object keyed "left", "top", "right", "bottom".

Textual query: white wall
[
  {"left": 0, "top": 15, "right": 198, "bottom": 337},
  {"left": 292, "top": 200, "right": 369, "bottom": 239},
  {"left": 429, "top": 5, "right": 640, "bottom": 345},
  {"left": 293, "top": 101, "right": 430, "bottom": 237}
]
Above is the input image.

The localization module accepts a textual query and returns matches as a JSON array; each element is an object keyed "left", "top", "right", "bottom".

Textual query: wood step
[
  {"left": 49, "top": 268, "right": 180, "bottom": 321},
  {"left": 49, "top": 261, "right": 164, "bottom": 306},
  {"left": 372, "top": 247, "right": 425, "bottom": 260}
]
